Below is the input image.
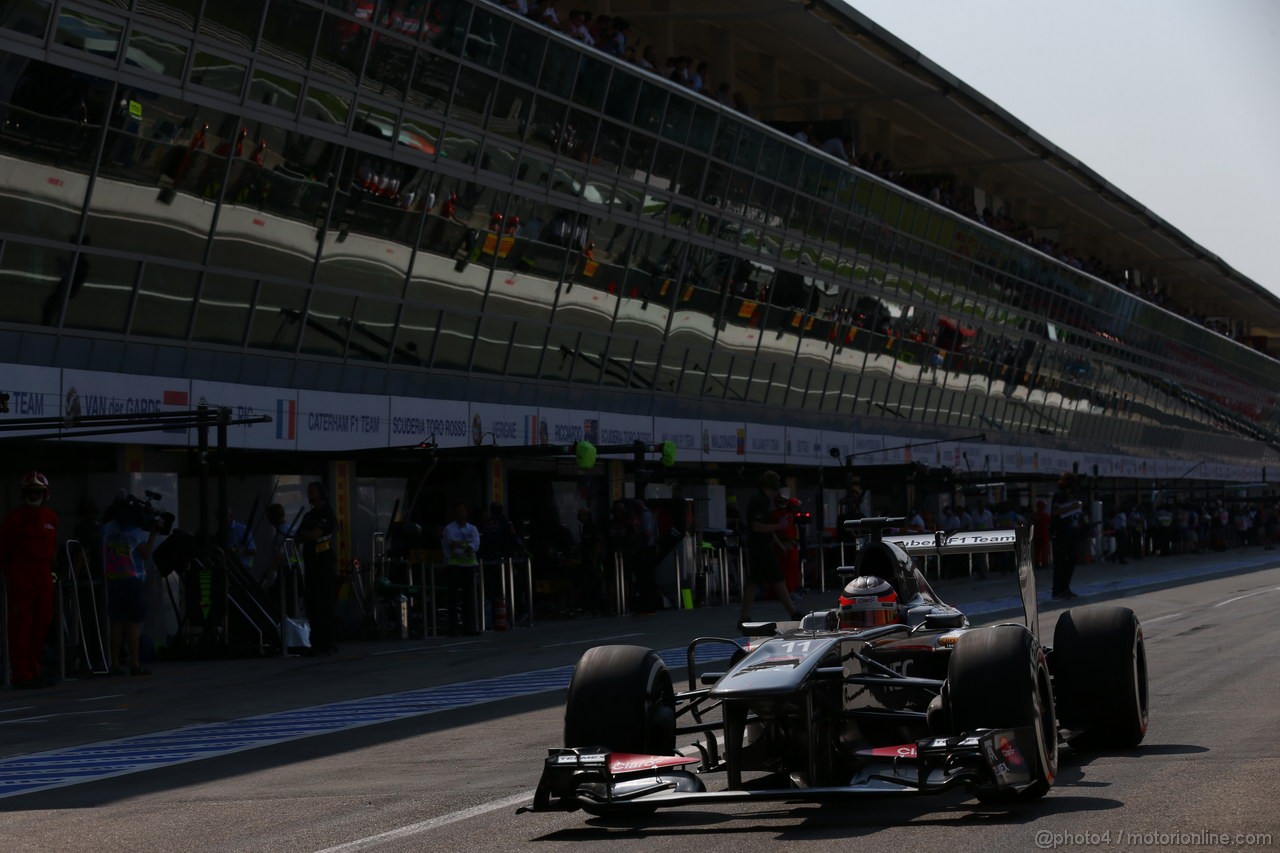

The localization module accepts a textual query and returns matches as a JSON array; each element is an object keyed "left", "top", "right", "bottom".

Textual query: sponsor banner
[
  {"left": 538, "top": 407, "right": 600, "bottom": 446},
  {"left": 598, "top": 412, "right": 654, "bottom": 448},
  {"left": 191, "top": 380, "right": 296, "bottom": 450},
  {"left": 880, "top": 435, "right": 915, "bottom": 465},
  {"left": 0, "top": 364, "right": 61, "bottom": 437},
  {"left": 785, "top": 427, "right": 824, "bottom": 466},
  {"left": 61, "top": 369, "right": 192, "bottom": 446},
  {"left": 655, "top": 417, "right": 700, "bottom": 455},
  {"left": 296, "top": 390, "right": 389, "bottom": 451},
  {"left": 701, "top": 419, "right": 744, "bottom": 461},
  {"left": 469, "top": 402, "right": 536, "bottom": 448},
  {"left": 743, "top": 423, "right": 785, "bottom": 462},
  {"left": 388, "top": 397, "right": 470, "bottom": 448},
  {"left": 853, "top": 433, "right": 884, "bottom": 465},
  {"left": 822, "top": 429, "right": 853, "bottom": 466}
]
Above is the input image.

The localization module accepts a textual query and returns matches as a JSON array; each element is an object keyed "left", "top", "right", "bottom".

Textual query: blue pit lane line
[
  {"left": 0, "top": 553, "right": 1269, "bottom": 799},
  {"left": 0, "top": 644, "right": 736, "bottom": 799}
]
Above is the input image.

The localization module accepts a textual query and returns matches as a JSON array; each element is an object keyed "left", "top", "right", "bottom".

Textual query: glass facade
[{"left": 1, "top": 0, "right": 1278, "bottom": 462}]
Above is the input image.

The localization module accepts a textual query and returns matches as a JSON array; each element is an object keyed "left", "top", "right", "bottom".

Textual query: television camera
[{"left": 110, "top": 489, "right": 176, "bottom": 535}]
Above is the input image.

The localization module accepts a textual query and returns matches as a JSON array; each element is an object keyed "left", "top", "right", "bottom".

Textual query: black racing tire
[
  {"left": 564, "top": 645, "right": 676, "bottom": 756},
  {"left": 1053, "top": 606, "right": 1148, "bottom": 748},
  {"left": 947, "top": 624, "right": 1057, "bottom": 802}
]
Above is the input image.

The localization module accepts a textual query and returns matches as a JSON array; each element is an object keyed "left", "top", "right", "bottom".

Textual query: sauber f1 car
[{"left": 525, "top": 520, "right": 1148, "bottom": 817}]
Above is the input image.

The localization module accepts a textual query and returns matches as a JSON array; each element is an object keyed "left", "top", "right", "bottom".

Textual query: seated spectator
[
  {"left": 732, "top": 90, "right": 750, "bottom": 115},
  {"left": 691, "top": 61, "right": 709, "bottom": 94},
  {"left": 668, "top": 55, "right": 691, "bottom": 87},
  {"left": 820, "top": 135, "right": 854, "bottom": 164},
  {"left": 606, "top": 17, "right": 629, "bottom": 57},
  {"left": 567, "top": 9, "right": 594, "bottom": 45},
  {"left": 530, "top": 0, "right": 561, "bottom": 29},
  {"left": 504, "top": 0, "right": 529, "bottom": 15},
  {"left": 794, "top": 122, "right": 814, "bottom": 145},
  {"left": 714, "top": 81, "right": 731, "bottom": 106},
  {"left": 637, "top": 44, "right": 657, "bottom": 71}
]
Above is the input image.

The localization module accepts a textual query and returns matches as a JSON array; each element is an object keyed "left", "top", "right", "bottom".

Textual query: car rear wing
[{"left": 881, "top": 527, "right": 1039, "bottom": 641}]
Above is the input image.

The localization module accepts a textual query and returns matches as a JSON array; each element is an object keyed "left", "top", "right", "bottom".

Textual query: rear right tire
[{"left": 1053, "top": 606, "right": 1148, "bottom": 748}]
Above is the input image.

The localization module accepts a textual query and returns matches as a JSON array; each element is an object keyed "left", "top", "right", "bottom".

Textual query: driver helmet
[
  {"left": 21, "top": 471, "right": 49, "bottom": 507},
  {"left": 838, "top": 575, "right": 899, "bottom": 629}
]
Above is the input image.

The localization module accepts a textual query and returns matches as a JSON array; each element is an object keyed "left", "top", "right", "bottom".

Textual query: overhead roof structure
[{"left": 608, "top": 0, "right": 1280, "bottom": 346}]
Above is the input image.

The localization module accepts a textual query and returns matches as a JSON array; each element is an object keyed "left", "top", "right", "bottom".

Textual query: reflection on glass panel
[
  {"left": 440, "top": 125, "right": 480, "bottom": 168},
  {"left": 343, "top": 296, "right": 398, "bottom": 362},
  {"left": 651, "top": 141, "right": 680, "bottom": 190},
  {"left": 303, "top": 85, "right": 351, "bottom": 126},
  {"left": 502, "top": 21, "right": 544, "bottom": 85},
  {"left": 199, "top": 0, "right": 261, "bottom": 51},
  {"left": 394, "top": 301, "right": 437, "bottom": 367},
  {"left": 464, "top": 5, "right": 509, "bottom": 70},
  {"left": 316, "top": 146, "right": 420, "bottom": 297},
  {"left": 506, "top": 321, "right": 546, "bottom": 379},
  {"left": 0, "top": 242, "right": 74, "bottom": 326},
  {"left": 400, "top": 112, "right": 442, "bottom": 157},
  {"left": 621, "top": 129, "right": 654, "bottom": 177},
  {"left": 408, "top": 51, "right": 455, "bottom": 112},
  {"left": 128, "top": 28, "right": 188, "bottom": 79},
  {"left": 434, "top": 311, "right": 477, "bottom": 370},
  {"left": 540, "top": 40, "right": 576, "bottom": 99},
  {"left": 262, "top": 0, "right": 320, "bottom": 67},
  {"left": 661, "top": 94, "right": 691, "bottom": 145},
  {"left": 489, "top": 80, "right": 531, "bottom": 140},
  {"left": 689, "top": 106, "right": 716, "bottom": 153},
  {"left": 560, "top": 331, "right": 599, "bottom": 385},
  {"left": 132, "top": 263, "right": 197, "bottom": 339},
  {"left": 523, "top": 93, "right": 565, "bottom": 154},
  {"left": 481, "top": 141, "right": 517, "bottom": 179},
  {"left": 634, "top": 82, "right": 666, "bottom": 135},
  {"left": 365, "top": 34, "right": 414, "bottom": 100},
  {"left": 573, "top": 54, "right": 608, "bottom": 111},
  {"left": 0, "top": 60, "right": 108, "bottom": 241},
  {"left": 352, "top": 99, "right": 400, "bottom": 147},
  {"left": 55, "top": 7, "right": 122, "bottom": 62},
  {"left": 190, "top": 51, "right": 246, "bottom": 97},
  {"left": 191, "top": 273, "right": 255, "bottom": 346},
  {"left": 315, "top": 10, "right": 368, "bottom": 82},
  {"left": 300, "top": 288, "right": 354, "bottom": 357},
  {"left": 629, "top": 339, "right": 660, "bottom": 391},
  {"left": 248, "top": 280, "right": 305, "bottom": 352},
  {"left": 250, "top": 68, "right": 301, "bottom": 113},
  {"left": 603, "top": 70, "right": 638, "bottom": 123},
  {"left": 2, "top": 1, "right": 51, "bottom": 39},
  {"left": 62, "top": 252, "right": 137, "bottom": 333},
  {"left": 452, "top": 65, "right": 497, "bottom": 123}
]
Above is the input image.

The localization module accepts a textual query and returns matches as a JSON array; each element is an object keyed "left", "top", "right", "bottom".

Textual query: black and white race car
[{"left": 525, "top": 520, "right": 1148, "bottom": 816}]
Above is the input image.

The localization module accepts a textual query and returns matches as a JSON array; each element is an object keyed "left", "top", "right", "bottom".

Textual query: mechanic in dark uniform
[
  {"left": 739, "top": 470, "right": 802, "bottom": 627},
  {"left": 1050, "top": 472, "right": 1084, "bottom": 599},
  {"left": 296, "top": 481, "right": 339, "bottom": 654}
]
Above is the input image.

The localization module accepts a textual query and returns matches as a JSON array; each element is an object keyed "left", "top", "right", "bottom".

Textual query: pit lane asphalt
[{"left": 2, "top": 548, "right": 1279, "bottom": 852}]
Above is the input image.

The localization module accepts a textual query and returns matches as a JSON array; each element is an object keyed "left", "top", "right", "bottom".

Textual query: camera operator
[
  {"left": 1, "top": 472, "right": 59, "bottom": 688},
  {"left": 102, "top": 492, "right": 160, "bottom": 676}
]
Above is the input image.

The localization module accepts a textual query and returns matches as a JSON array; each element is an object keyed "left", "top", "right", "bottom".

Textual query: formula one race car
[{"left": 526, "top": 520, "right": 1148, "bottom": 817}]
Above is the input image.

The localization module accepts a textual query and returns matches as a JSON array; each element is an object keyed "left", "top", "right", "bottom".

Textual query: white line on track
[
  {"left": 312, "top": 790, "right": 534, "bottom": 852},
  {"left": 77, "top": 694, "right": 124, "bottom": 702},
  {"left": 0, "top": 709, "right": 128, "bottom": 725},
  {"left": 371, "top": 640, "right": 482, "bottom": 656},
  {"left": 1213, "top": 585, "right": 1280, "bottom": 607},
  {"left": 0, "top": 707, "right": 35, "bottom": 716},
  {"left": 539, "top": 632, "right": 643, "bottom": 648},
  {"left": 1141, "top": 612, "right": 1185, "bottom": 624}
]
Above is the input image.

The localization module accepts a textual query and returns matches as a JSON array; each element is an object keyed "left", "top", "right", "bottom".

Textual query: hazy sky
[{"left": 850, "top": 0, "right": 1280, "bottom": 297}]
